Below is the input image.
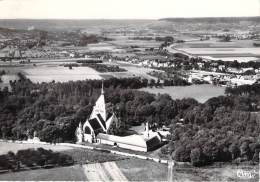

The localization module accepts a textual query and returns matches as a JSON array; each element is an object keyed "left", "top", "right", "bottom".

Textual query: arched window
[{"left": 85, "top": 127, "right": 91, "bottom": 134}]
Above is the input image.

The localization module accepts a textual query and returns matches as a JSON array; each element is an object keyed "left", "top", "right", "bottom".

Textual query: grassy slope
[
  {"left": 0, "top": 165, "right": 87, "bottom": 181},
  {"left": 0, "top": 156, "right": 258, "bottom": 181},
  {"left": 116, "top": 159, "right": 168, "bottom": 181},
  {"left": 61, "top": 148, "right": 127, "bottom": 164},
  {"left": 117, "top": 159, "right": 259, "bottom": 182}
]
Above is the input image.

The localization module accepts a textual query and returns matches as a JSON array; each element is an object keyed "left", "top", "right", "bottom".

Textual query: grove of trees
[
  {"left": 161, "top": 84, "right": 260, "bottom": 166},
  {"left": 1, "top": 76, "right": 260, "bottom": 167}
]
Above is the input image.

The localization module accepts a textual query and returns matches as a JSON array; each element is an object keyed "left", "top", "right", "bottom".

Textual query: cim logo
[{"left": 236, "top": 169, "right": 258, "bottom": 180}]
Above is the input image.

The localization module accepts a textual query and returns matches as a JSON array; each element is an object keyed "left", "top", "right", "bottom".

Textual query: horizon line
[{"left": 0, "top": 16, "right": 260, "bottom": 21}]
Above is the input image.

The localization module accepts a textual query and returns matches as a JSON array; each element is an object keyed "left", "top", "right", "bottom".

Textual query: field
[
  {"left": 0, "top": 141, "right": 74, "bottom": 155},
  {"left": 0, "top": 60, "right": 158, "bottom": 87},
  {"left": 174, "top": 39, "right": 256, "bottom": 49},
  {"left": 0, "top": 156, "right": 258, "bottom": 181},
  {"left": 61, "top": 149, "right": 126, "bottom": 164},
  {"left": 85, "top": 42, "right": 122, "bottom": 52},
  {"left": 117, "top": 158, "right": 168, "bottom": 181},
  {"left": 0, "top": 165, "right": 87, "bottom": 181},
  {"left": 0, "top": 74, "right": 18, "bottom": 90},
  {"left": 140, "top": 84, "right": 226, "bottom": 103},
  {"left": 110, "top": 36, "right": 161, "bottom": 48},
  {"left": 172, "top": 39, "right": 260, "bottom": 62},
  {"left": 113, "top": 62, "right": 158, "bottom": 80},
  {"left": 22, "top": 65, "right": 102, "bottom": 83}
]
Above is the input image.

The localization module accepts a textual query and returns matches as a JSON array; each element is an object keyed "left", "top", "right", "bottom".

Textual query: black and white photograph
[{"left": 0, "top": 0, "right": 260, "bottom": 181}]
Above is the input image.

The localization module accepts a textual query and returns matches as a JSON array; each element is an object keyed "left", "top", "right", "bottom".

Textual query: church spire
[
  {"left": 101, "top": 80, "right": 104, "bottom": 95},
  {"left": 89, "top": 80, "right": 107, "bottom": 128}
]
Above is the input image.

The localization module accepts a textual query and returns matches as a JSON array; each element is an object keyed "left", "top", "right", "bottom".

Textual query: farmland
[
  {"left": 140, "top": 84, "right": 225, "bottom": 103},
  {"left": 171, "top": 39, "right": 260, "bottom": 62},
  {"left": 0, "top": 59, "right": 158, "bottom": 89},
  {"left": 22, "top": 65, "right": 103, "bottom": 83}
]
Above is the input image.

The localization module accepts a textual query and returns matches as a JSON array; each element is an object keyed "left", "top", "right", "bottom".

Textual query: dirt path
[
  {"left": 83, "top": 163, "right": 110, "bottom": 181},
  {"left": 83, "top": 162, "right": 128, "bottom": 181},
  {"left": 103, "top": 162, "right": 128, "bottom": 181}
]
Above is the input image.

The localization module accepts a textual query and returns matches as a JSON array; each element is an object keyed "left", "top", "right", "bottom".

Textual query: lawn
[
  {"left": 116, "top": 158, "right": 168, "bottom": 181},
  {"left": 0, "top": 165, "right": 87, "bottom": 181},
  {"left": 117, "top": 159, "right": 259, "bottom": 182},
  {"left": 61, "top": 148, "right": 127, "bottom": 164}
]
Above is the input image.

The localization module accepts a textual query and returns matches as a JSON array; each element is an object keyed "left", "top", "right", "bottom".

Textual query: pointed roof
[
  {"left": 97, "top": 113, "right": 106, "bottom": 130},
  {"left": 89, "top": 82, "right": 106, "bottom": 122},
  {"left": 89, "top": 118, "right": 103, "bottom": 132},
  {"left": 106, "top": 113, "right": 117, "bottom": 132}
]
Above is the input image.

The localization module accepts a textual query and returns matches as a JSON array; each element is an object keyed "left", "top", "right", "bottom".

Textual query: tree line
[{"left": 0, "top": 148, "right": 74, "bottom": 172}]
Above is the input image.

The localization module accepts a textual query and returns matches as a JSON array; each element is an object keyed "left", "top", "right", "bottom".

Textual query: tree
[
  {"left": 190, "top": 148, "right": 207, "bottom": 167},
  {"left": 228, "top": 143, "right": 240, "bottom": 160},
  {"left": 174, "top": 146, "right": 190, "bottom": 162},
  {"left": 202, "top": 142, "right": 220, "bottom": 162}
]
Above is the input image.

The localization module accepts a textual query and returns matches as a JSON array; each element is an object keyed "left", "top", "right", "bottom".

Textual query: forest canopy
[{"left": 0, "top": 78, "right": 260, "bottom": 166}]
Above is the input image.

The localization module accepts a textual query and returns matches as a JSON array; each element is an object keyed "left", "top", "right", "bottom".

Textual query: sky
[{"left": 0, "top": 0, "right": 259, "bottom": 19}]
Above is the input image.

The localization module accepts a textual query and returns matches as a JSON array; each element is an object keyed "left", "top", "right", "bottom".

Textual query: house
[
  {"left": 69, "top": 53, "right": 75, "bottom": 58},
  {"left": 197, "top": 62, "right": 205, "bottom": 69},
  {"left": 203, "top": 75, "right": 214, "bottom": 84},
  {"left": 218, "top": 65, "right": 226, "bottom": 72}
]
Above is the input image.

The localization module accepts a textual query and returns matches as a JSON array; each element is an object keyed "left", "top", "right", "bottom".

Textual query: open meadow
[
  {"left": 140, "top": 84, "right": 226, "bottom": 103},
  {"left": 22, "top": 65, "right": 103, "bottom": 83}
]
